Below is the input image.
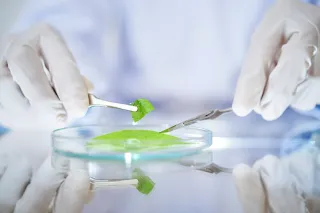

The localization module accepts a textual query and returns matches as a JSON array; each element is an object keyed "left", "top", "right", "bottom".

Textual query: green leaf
[
  {"left": 130, "top": 99, "right": 155, "bottom": 122},
  {"left": 86, "top": 129, "right": 190, "bottom": 152},
  {"left": 132, "top": 168, "right": 155, "bottom": 195}
]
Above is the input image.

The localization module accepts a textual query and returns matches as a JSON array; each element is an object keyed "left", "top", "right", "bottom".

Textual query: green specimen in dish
[
  {"left": 130, "top": 99, "right": 155, "bottom": 122},
  {"left": 86, "top": 130, "right": 190, "bottom": 152},
  {"left": 86, "top": 99, "right": 178, "bottom": 195},
  {"left": 132, "top": 168, "right": 155, "bottom": 195},
  {"left": 86, "top": 130, "right": 183, "bottom": 195}
]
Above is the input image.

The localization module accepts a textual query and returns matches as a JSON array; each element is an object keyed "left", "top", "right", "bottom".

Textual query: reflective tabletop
[{"left": 79, "top": 109, "right": 320, "bottom": 213}]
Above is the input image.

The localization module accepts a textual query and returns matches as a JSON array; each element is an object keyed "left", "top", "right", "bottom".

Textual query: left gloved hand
[
  {"left": 0, "top": 131, "right": 90, "bottom": 213},
  {"left": 233, "top": 0, "right": 320, "bottom": 120},
  {"left": 232, "top": 147, "right": 320, "bottom": 213}
]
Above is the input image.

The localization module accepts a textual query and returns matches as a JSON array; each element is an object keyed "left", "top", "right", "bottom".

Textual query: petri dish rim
[{"left": 52, "top": 124, "right": 213, "bottom": 161}]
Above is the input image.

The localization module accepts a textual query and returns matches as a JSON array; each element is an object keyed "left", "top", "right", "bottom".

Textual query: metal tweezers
[
  {"left": 88, "top": 93, "right": 137, "bottom": 112},
  {"left": 160, "top": 108, "right": 232, "bottom": 133},
  {"left": 90, "top": 162, "right": 233, "bottom": 190}
]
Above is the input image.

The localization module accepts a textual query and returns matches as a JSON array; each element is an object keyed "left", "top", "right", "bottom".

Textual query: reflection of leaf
[
  {"left": 132, "top": 168, "right": 155, "bottom": 195},
  {"left": 130, "top": 99, "right": 154, "bottom": 122},
  {"left": 86, "top": 130, "right": 190, "bottom": 152}
]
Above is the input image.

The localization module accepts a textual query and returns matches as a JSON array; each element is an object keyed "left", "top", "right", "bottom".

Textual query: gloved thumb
[
  {"left": 65, "top": 75, "right": 94, "bottom": 124},
  {"left": 306, "top": 196, "right": 320, "bottom": 213},
  {"left": 52, "top": 140, "right": 91, "bottom": 213},
  {"left": 14, "top": 155, "right": 90, "bottom": 213},
  {"left": 232, "top": 164, "right": 267, "bottom": 213},
  {"left": 82, "top": 75, "right": 94, "bottom": 93},
  {"left": 13, "top": 157, "right": 67, "bottom": 213},
  {"left": 53, "top": 169, "right": 90, "bottom": 213}
]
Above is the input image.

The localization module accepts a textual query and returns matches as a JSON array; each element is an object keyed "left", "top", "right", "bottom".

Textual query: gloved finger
[
  {"left": 306, "top": 196, "right": 320, "bottom": 213},
  {"left": 252, "top": 155, "right": 280, "bottom": 176},
  {"left": 53, "top": 142, "right": 90, "bottom": 213},
  {"left": 0, "top": 154, "right": 9, "bottom": 180},
  {"left": 291, "top": 77, "right": 320, "bottom": 111},
  {"left": 232, "top": 164, "right": 267, "bottom": 213},
  {"left": 37, "top": 24, "right": 89, "bottom": 120},
  {"left": 0, "top": 159, "right": 32, "bottom": 213},
  {"left": 83, "top": 75, "right": 94, "bottom": 92},
  {"left": 291, "top": 79, "right": 315, "bottom": 111},
  {"left": 291, "top": 38, "right": 320, "bottom": 111},
  {"left": 0, "top": 62, "right": 29, "bottom": 112},
  {"left": 14, "top": 156, "right": 66, "bottom": 213},
  {"left": 253, "top": 155, "right": 308, "bottom": 213},
  {"left": 53, "top": 170, "right": 90, "bottom": 213},
  {"left": 258, "top": 35, "right": 316, "bottom": 120},
  {"left": 232, "top": 26, "right": 283, "bottom": 117},
  {"left": 0, "top": 157, "right": 6, "bottom": 180},
  {"left": 5, "top": 39, "right": 67, "bottom": 123},
  {"left": 15, "top": 139, "right": 90, "bottom": 213}
]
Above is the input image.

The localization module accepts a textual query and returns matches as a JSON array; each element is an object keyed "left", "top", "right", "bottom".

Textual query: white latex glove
[
  {"left": 0, "top": 24, "right": 90, "bottom": 130},
  {"left": 233, "top": 0, "right": 320, "bottom": 121},
  {"left": 0, "top": 131, "right": 91, "bottom": 213},
  {"left": 232, "top": 146, "right": 320, "bottom": 213}
]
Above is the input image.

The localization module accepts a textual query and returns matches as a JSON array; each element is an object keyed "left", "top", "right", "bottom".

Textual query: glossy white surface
[{"left": 81, "top": 111, "right": 320, "bottom": 213}]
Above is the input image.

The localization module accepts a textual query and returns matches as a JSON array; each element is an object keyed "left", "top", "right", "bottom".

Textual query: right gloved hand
[
  {"left": 0, "top": 24, "right": 90, "bottom": 130},
  {"left": 233, "top": 148, "right": 320, "bottom": 213},
  {"left": 232, "top": 0, "right": 320, "bottom": 121}
]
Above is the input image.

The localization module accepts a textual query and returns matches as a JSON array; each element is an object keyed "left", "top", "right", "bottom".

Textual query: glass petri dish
[
  {"left": 52, "top": 124, "right": 212, "bottom": 160},
  {"left": 50, "top": 117, "right": 320, "bottom": 213},
  {"left": 51, "top": 125, "right": 213, "bottom": 181}
]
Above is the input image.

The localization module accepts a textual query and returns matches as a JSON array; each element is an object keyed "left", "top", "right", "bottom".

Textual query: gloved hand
[
  {"left": 0, "top": 130, "right": 91, "bottom": 213},
  {"left": 0, "top": 24, "right": 90, "bottom": 130},
  {"left": 233, "top": 0, "right": 320, "bottom": 120},
  {"left": 232, "top": 146, "right": 320, "bottom": 213}
]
